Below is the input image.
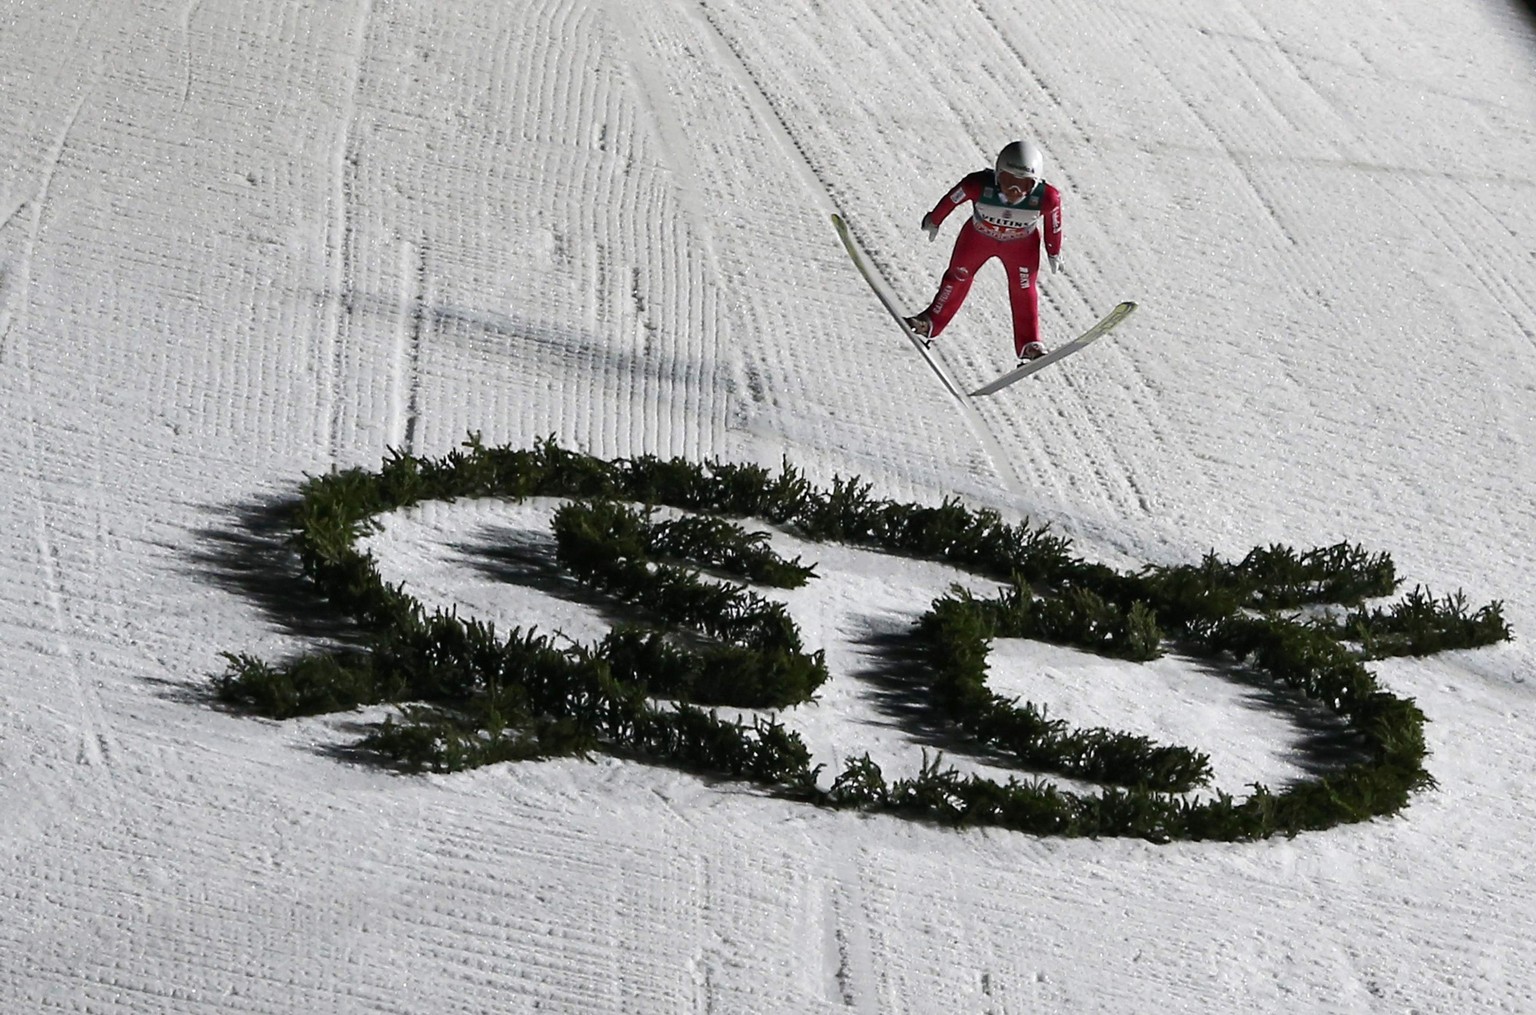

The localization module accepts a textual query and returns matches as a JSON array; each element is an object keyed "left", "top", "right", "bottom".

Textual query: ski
[
  {"left": 969, "top": 301, "right": 1137, "bottom": 396},
  {"left": 831, "top": 212, "right": 963, "bottom": 399}
]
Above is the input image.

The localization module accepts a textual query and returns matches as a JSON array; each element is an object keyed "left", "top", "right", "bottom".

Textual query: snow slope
[{"left": 2, "top": 0, "right": 1534, "bottom": 1011}]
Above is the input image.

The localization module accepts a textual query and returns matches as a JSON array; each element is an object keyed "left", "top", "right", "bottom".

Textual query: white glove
[
  {"left": 1048, "top": 253, "right": 1063, "bottom": 274},
  {"left": 921, "top": 214, "right": 938, "bottom": 242}
]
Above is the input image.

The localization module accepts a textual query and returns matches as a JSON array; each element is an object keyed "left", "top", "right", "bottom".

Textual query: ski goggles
[{"left": 997, "top": 169, "right": 1036, "bottom": 192}]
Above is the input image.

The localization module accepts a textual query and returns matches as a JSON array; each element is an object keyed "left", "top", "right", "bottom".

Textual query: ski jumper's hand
[
  {"left": 1048, "top": 253, "right": 1063, "bottom": 274},
  {"left": 921, "top": 214, "right": 939, "bottom": 241}
]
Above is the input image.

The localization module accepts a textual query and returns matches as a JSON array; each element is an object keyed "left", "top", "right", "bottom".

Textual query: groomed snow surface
[{"left": 3, "top": 0, "right": 1535, "bottom": 1011}]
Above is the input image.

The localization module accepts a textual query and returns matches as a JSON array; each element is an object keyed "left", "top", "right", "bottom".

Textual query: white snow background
[{"left": 3, "top": 0, "right": 1535, "bottom": 1012}]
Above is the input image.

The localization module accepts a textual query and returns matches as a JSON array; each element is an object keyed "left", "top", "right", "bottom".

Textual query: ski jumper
[{"left": 917, "top": 170, "right": 1063, "bottom": 356}]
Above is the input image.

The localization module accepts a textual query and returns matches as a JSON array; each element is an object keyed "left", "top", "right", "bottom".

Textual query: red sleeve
[
  {"left": 927, "top": 170, "right": 988, "bottom": 227},
  {"left": 1041, "top": 184, "right": 1063, "bottom": 256}
]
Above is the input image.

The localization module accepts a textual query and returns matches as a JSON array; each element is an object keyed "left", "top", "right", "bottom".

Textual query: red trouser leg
[
  {"left": 999, "top": 232, "right": 1043, "bottom": 356},
  {"left": 923, "top": 221, "right": 999, "bottom": 338}
]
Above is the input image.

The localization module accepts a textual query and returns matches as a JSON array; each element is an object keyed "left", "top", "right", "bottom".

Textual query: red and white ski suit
[{"left": 916, "top": 170, "right": 1063, "bottom": 356}]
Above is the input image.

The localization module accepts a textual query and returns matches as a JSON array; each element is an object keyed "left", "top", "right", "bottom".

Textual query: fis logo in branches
[{"left": 214, "top": 437, "right": 1509, "bottom": 843}]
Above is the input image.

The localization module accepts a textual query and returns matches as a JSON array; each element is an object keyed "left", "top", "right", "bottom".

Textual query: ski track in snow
[
  {"left": 320, "top": 0, "right": 374, "bottom": 466},
  {"left": 0, "top": 81, "right": 91, "bottom": 365},
  {"left": 2, "top": 0, "right": 1536, "bottom": 1012},
  {"left": 178, "top": 0, "right": 204, "bottom": 112}
]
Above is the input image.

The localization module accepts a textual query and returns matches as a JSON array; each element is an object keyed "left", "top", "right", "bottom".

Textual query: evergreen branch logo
[{"left": 213, "top": 436, "right": 1509, "bottom": 842}]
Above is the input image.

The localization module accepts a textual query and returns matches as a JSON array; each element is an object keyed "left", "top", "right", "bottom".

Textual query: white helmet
[{"left": 996, "top": 140, "right": 1045, "bottom": 183}]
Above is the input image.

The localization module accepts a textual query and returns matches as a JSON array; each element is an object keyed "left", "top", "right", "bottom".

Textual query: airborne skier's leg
[
  {"left": 1000, "top": 233, "right": 1045, "bottom": 359},
  {"left": 915, "top": 222, "right": 997, "bottom": 339}
]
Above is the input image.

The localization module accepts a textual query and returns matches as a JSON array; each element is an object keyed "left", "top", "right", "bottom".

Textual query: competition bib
[{"left": 972, "top": 183, "right": 1043, "bottom": 240}]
